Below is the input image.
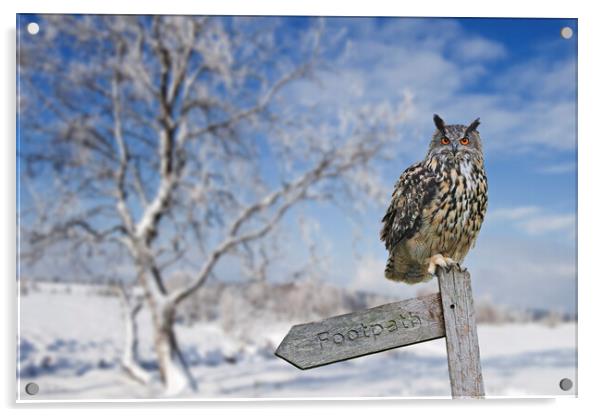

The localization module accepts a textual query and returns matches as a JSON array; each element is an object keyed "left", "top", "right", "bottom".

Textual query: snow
[{"left": 17, "top": 287, "right": 577, "bottom": 401}]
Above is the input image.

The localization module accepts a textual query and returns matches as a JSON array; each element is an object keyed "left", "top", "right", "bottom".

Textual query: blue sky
[
  {"left": 18, "top": 16, "right": 577, "bottom": 314},
  {"left": 271, "top": 17, "right": 577, "bottom": 313}
]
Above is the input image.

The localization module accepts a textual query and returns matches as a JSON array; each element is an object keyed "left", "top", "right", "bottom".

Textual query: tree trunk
[
  {"left": 150, "top": 300, "right": 197, "bottom": 395},
  {"left": 134, "top": 254, "right": 197, "bottom": 394}
]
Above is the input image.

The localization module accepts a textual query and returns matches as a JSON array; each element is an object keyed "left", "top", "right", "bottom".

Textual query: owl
[{"left": 380, "top": 114, "right": 488, "bottom": 283}]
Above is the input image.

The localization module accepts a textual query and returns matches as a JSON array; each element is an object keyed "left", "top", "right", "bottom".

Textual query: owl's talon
[
  {"left": 427, "top": 254, "right": 462, "bottom": 275},
  {"left": 444, "top": 257, "right": 460, "bottom": 271},
  {"left": 427, "top": 254, "right": 450, "bottom": 275}
]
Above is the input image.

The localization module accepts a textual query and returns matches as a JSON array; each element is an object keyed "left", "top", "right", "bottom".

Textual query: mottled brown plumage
[{"left": 380, "top": 114, "right": 488, "bottom": 283}]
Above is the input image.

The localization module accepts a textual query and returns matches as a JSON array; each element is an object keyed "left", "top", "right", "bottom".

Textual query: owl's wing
[{"left": 380, "top": 162, "right": 437, "bottom": 251}]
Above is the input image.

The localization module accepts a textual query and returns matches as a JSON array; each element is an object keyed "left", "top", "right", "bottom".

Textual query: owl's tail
[{"left": 385, "top": 253, "right": 428, "bottom": 284}]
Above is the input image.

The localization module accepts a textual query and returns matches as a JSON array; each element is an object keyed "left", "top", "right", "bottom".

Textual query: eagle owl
[{"left": 380, "top": 114, "right": 488, "bottom": 283}]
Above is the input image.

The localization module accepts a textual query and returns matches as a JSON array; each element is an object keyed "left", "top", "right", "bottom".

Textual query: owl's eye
[
  {"left": 460, "top": 137, "right": 470, "bottom": 145},
  {"left": 440, "top": 137, "right": 450, "bottom": 145}
]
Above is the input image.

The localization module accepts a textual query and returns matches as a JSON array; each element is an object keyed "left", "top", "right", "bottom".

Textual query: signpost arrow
[
  {"left": 275, "top": 292, "right": 445, "bottom": 370},
  {"left": 275, "top": 267, "right": 485, "bottom": 398}
]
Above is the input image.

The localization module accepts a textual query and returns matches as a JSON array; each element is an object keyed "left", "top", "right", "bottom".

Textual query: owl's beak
[{"left": 451, "top": 143, "right": 459, "bottom": 154}]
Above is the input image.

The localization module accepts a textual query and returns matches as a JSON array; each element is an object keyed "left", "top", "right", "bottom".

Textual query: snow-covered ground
[{"left": 17, "top": 287, "right": 577, "bottom": 400}]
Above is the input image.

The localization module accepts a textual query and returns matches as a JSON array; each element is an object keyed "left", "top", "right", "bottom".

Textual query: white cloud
[
  {"left": 494, "top": 58, "right": 576, "bottom": 100},
  {"left": 488, "top": 206, "right": 575, "bottom": 237},
  {"left": 521, "top": 214, "right": 575, "bottom": 236},
  {"left": 537, "top": 162, "right": 576, "bottom": 174},
  {"left": 454, "top": 37, "right": 507, "bottom": 61},
  {"left": 488, "top": 206, "right": 541, "bottom": 221}
]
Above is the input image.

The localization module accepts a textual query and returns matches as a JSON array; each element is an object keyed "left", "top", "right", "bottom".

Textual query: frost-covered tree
[{"left": 18, "top": 15, "right": 406, "bottom": 394}]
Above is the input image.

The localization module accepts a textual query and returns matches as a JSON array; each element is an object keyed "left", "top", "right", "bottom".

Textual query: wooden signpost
[{"left": 275, "top": 267, "right": 485, "bottom": 398}]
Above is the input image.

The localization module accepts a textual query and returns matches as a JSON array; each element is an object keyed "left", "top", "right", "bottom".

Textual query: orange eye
[
  {"left": 460, "top": 137, "right": 470, "bottom": 145},
  {"left": 440, "top": 137, "right": 450, "bottom": 145}
]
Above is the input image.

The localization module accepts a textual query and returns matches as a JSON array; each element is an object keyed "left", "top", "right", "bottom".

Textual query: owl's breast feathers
[{"left": 380, "top": 157, "right": 488, "bottom": 283}]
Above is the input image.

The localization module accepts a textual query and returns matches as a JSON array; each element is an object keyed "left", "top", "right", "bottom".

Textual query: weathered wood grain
[
  {"left": 275, "top": 293, "right": 445, "bottom": 370},
  {"left": 437, "top": 267, "right": 485, "bottom": 398}
]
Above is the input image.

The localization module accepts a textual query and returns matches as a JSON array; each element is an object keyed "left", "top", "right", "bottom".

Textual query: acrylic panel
[{"left": 16, "top": 14, "right": 577, "bottom": 400}]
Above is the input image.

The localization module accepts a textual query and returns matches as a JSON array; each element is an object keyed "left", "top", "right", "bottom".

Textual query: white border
[{"left": 3, "top": 0, "right": 600, "bottom": 415}]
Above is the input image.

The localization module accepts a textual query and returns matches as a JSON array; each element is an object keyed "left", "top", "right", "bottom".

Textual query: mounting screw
[
  {"left": 27, "top": 22, "right": 40, "bottom": 35},
  {"left": 560, "top": 27, "right": 573, "bottom": 40},
  {"left": 25, "top": 382, "right": 39, "bottom": 396},
  {"left": 559, "top": 378, "right": 573, "bottom": 391}
]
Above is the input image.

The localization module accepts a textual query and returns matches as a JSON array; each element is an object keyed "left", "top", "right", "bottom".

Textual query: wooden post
[{"left": 437, "top": 266, "right": 485, "bottom": 398}]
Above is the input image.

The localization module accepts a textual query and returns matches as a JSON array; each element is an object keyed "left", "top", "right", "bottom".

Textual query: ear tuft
[
  {"left": 466, "top": 117, "right": 481, "bottom": 134},
  {"left": 433, "top": 114, "right": 446, "bottom": 132}
]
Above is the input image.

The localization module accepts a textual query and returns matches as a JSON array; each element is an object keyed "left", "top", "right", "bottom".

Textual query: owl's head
[{"left": 426, "top": 114, "right": 483, "bottom": 163}]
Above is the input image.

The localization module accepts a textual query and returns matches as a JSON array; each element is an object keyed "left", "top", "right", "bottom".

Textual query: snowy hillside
[{"left": 17, "top": 283, "right": 577, "bottom": 400}]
